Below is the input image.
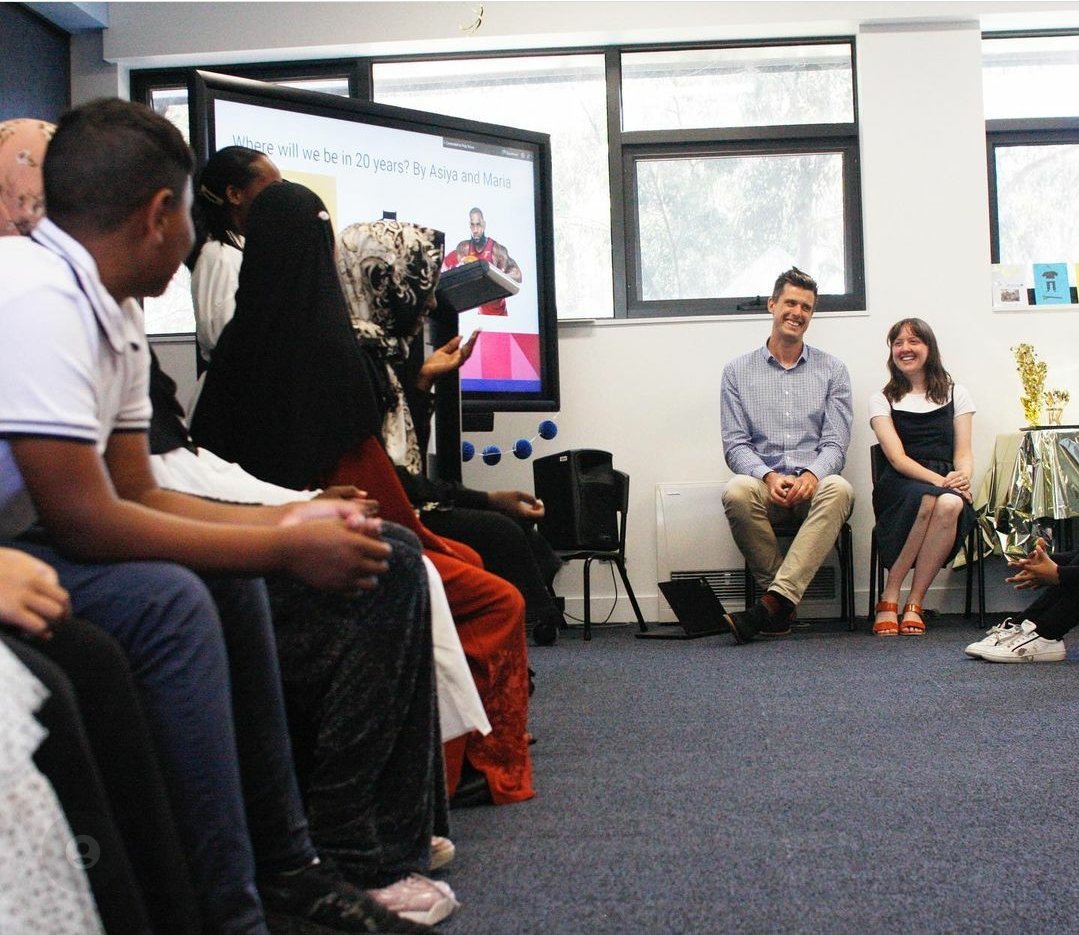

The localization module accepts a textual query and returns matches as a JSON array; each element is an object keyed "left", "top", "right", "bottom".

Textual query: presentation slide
[{"left": 213, "top": 98, "right": 542, "bottom": 393}]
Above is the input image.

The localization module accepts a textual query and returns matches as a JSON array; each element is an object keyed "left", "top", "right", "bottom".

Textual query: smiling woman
[{"left": 869, "top": 317, "right": 977, "bottom": 637}]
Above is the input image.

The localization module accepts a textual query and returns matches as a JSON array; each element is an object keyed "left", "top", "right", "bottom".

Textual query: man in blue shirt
[{"left": 719, "top": 268, "right": 854, "bottom": 642}]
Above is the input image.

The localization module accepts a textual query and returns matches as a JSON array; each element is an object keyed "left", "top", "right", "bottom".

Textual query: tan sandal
[
  {"left": 900, "top": 602, "right": 926, "bottom": 636},
  {"left": 873, "top": 600, "right": 899, "bottom": 636}
]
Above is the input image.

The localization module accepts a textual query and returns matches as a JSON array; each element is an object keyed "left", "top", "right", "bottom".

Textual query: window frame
[
  {"left": 131, "top": 35, "right": 865, "bottom": 324},
  {"left": 983, "top": 30, "right": 1079, "bottom": 279}
]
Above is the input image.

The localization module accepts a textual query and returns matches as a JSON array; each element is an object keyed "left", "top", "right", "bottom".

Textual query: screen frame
[{"left": 190, "top": 69, "right": 560, "bottom": 416}]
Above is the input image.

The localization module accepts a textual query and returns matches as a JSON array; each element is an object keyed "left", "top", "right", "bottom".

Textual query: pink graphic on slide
[{"left": 461, "top": 332, "right": 540, "bottom": 388}]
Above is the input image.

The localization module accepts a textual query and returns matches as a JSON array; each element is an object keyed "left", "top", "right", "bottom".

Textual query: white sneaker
[
  {"left": 429, "top": 835, "right": 455, "bottom": 871},
  {"left": 978, "top": 620, "right": 1066, "bottom": 663},
  {"left": 964, "top": 618, "right": 1021, "bottom": 659},
  {"left": 367, "top": 873, "right": 459, "bottom": 926}
]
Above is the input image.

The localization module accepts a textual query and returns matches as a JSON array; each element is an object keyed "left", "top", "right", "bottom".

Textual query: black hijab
[{"left": 189, "top": 181, "right": 382, "bottom": 489}]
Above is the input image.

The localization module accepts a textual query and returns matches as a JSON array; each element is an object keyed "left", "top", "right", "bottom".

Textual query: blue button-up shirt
[{"left": 720, "top": 341, "right": 852, "bottom": 481}]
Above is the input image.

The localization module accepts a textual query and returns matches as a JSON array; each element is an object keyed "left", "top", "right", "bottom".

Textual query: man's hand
[
  {"left": 764, "top": 471, "right": 817, "bottom": 507},
  {"left": 279, "top": 519, "right": 392, "bottom": 592},
  {"left": 488, "top": 490, "right": 545, "bottom": 521},
  {"left": 0, "top": 547, "right": 70, "bottom": 638},
  {"left": 783, "top": 471, "right": 818, "bottom": 506},
  {"left": 416, "top": 331, "right": 480, "bottom": 392},
  {"left": 1006, "top": 537, "right": 1059, "bottom": 590},
  {"left": 315, "top": 486, "right": 379, "bottom": 515}
]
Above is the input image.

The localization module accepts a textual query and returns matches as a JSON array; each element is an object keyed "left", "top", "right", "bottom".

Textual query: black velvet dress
[{"left": 872, "top": 400, "right": 976, "bottom": 569}]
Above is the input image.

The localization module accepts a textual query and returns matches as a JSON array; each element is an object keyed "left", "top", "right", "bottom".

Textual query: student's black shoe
[
  {"left": 450, "top": 763, "right": 492, "bottom": 809},
  {"left": 259, "top": 858, "right": 433, "bottom": 933}
]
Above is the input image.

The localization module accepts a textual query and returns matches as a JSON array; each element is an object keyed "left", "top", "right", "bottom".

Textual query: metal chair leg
[
  {"left": 614, "top": 558, "right": 648, "bottom": 632},
  {"left": 583, "top": 556, "right": 593, "bottom": 641}
]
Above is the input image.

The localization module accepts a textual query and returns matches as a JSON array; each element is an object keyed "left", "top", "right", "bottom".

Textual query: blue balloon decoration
[
  {"left": 482, "top": 445, "right": 502, "bottom": 466},
  {"left": 461, "top": 441, "right": 475, "bottom": 462},
  {"left": 512, "top": 438, "right": 533, "bottom": 459},
  {"left": 538, "top": 419, "right": 558, "bottom": 440}
]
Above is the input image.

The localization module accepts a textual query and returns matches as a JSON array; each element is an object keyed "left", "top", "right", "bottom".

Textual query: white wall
[{"left": 90, "top": 3, "right": 1079, "bottom": 620}]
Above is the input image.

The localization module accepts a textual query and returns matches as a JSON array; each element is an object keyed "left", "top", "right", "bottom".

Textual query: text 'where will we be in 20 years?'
[{"left": 230, "top": 133, "right": 516, "bottom": 189}]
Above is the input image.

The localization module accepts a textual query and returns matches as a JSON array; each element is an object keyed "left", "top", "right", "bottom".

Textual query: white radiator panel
[{"left": 655, "top": 482, "right": 841, "bottom": 617}]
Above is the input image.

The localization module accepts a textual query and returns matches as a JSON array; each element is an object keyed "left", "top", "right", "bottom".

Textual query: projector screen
[{"left": 191, "top": 70, "right": 559, "bottom": 414}]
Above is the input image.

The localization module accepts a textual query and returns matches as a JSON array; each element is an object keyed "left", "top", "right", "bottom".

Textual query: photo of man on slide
[{"left": 442, "top": 207, "right": 522, "bottom": 316}]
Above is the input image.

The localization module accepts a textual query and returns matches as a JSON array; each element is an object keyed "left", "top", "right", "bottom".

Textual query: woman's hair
[
  {"left": 188, "top": 145, "right": 266, "bottom": 265},
  {"left": 882, "top": 317, "right": 953, "bottom": 405}
]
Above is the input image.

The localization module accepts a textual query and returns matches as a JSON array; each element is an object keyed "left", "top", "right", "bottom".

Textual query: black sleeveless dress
[{"left": 872, "top": 399, "right": 976, "bottom": 568}]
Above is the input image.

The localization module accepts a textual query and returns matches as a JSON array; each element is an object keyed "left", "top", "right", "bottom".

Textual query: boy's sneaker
[
  {"left": 259, "top": 858, "right": 433, "bottom": 933},
  {"left": 978, "top": 620, "right": 1066, "bottom": 663},
  {"left": 964, "top": 618, "right": 1020, "bottom": 659},
  {"left": 367, "top": 874, "right": 459, "bottom": 927}
]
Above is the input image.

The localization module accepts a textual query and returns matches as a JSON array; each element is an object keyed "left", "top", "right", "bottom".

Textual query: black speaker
[{"left": 533, "top": 449, "right": 619, "bottom": 551}]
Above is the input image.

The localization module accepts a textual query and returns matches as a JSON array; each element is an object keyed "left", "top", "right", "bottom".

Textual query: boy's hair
[
  {"left": 44, "top": 98, "right": 194, "bottom": 233},
  {"left": 770, "top": 267, "right": 818, "bottom": 304}
]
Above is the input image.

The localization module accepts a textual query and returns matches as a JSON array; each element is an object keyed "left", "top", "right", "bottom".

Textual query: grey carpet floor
[{"left": 435, "top": 616, "right": 1078, "bottom": 935}]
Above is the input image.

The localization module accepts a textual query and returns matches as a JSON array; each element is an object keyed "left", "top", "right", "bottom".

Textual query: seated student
[
  {"left": 0, "top": 99, "right": 431, "bottom": 934},
  {"left": 188, "top": 145, "right": 281, "bottom": 367},
  {"left": 1, "top": 118, "right": 198, "bottom": 935},
  {"left": 0, "top": 546, "right": 112, "bottom": 934},
  {"left": 150, "top": 350, "right": 485, "bottom": 922},
  {"left": 336, "top": 218, "right": 566, "bottom": 645},
  {"left": 720, "top": 268, "right": 854, "bottom": 642},
  {"left": 964, "top": 537, "right": 1073, "bottom": 663},
  {"left": 869, "top": 318, "right": 976, "bottom": 636},
  {"left": 191, "top": 181, "right": 534, "bottom": 808}
]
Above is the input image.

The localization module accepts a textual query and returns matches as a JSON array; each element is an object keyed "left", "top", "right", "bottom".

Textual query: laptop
[{"left": 636, "top": 578, "right": 729, "bottom": 640}]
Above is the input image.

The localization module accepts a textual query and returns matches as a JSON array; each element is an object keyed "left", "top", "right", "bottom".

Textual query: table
[{"left": 974, "top": 426, "right": 1079, "bottom": 556}]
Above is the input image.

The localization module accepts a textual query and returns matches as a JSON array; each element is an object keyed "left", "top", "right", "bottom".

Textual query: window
[
  {"left": 132, "top": 39, "right": 865, "bottom": 328},
  {"left": 984, "top": 33, "right": 1079, "bottom": 297},
  {"left": 618, "top": 41, "right": 863, "bottom": 316},
  {"left": 372, "top": 55, "right": 612, "bottom": 321}
]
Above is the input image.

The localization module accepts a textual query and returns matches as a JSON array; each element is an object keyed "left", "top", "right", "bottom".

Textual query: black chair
[
  {"left": 534, "top": 461, "right": 647, "bottom": 642},
  {"left": 867, "top": 444, "right": 985, "bottom": 626},
  {"left": 744, "top": 521, "right": 856, "bottom": 631}
]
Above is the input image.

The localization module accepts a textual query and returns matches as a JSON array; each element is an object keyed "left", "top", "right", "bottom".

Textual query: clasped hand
[
  {"left": 765, "top": 471, "right": 817, "bottom": 507},
  {"left": 1006, "top": 537, "right": 1059, "bottom": 590},
  {"left": 941, "top": 470, "right": 973, "bottom": 503}
]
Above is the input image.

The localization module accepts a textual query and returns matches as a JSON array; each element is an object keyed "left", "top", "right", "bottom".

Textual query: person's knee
[
  {"left": 936, "top": 494, "right": 965, "bottom": 519},
  {"left": 815, "top": 475, "right": 854, "bottom": 515},
  {"left": 722, "top": 475, "right": 763, "bottom": 513}
]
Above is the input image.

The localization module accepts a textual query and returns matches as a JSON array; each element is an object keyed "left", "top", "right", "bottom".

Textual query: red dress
[{"left": 328, "top": 437, "right": 534, "bottom": 804}]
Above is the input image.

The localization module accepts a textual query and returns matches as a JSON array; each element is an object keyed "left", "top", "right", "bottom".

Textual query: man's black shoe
[
  {"left": 722, "top": 600, "right": 779, "bottom": 644},
  {"left": 758, "top": 607, "right": 795, "bottom": 638},
  {"left": 259, "top": 858, "right": 432, "bottom": 933}
]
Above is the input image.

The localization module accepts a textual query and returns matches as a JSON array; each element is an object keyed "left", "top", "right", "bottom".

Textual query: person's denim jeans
[{"left": 9, "top": 541, "right": 315, "bottom": 935}]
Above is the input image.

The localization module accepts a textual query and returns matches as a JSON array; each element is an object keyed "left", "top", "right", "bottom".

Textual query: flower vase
[{"left": 1045, "top": 406, "right": 1065, "bottom": 426}]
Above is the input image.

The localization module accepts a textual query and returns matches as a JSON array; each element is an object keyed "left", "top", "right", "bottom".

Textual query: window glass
[
  {"left": 621, "top": 44, "right": 854, "bottom": 132},
  {"left": 634, "top": 151, "right": 846, "bottom": 302},
  {"left": 374, "top": 55, "right": 612, "bottom": 319},
  {"left": 995, "top": 143, "right": 1079, "bottom": 264},
  {"left": 983, "top": 35, "right": 1079, "bottom": 120}
]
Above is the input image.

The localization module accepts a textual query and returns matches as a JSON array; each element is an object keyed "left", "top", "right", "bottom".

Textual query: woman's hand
[
  {"left": 487, "top": 490, "right": 545, "bottom": 521},
  {"left": 416, "top": 330, "right": 481, "bottom": 392},
  {"left": 0, "top": 547, "right": 70, "bottom": 638},
  {"left": 942, "top": 470, "right": 973, "bottom": 503},
  {"left": 1006, "top": 537, "right": 1059, "bottom": 590}
]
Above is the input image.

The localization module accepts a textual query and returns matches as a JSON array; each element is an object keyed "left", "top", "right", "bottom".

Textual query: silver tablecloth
[{"left": 975, "top": 427, "right": 1079, "bottom": 557}]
